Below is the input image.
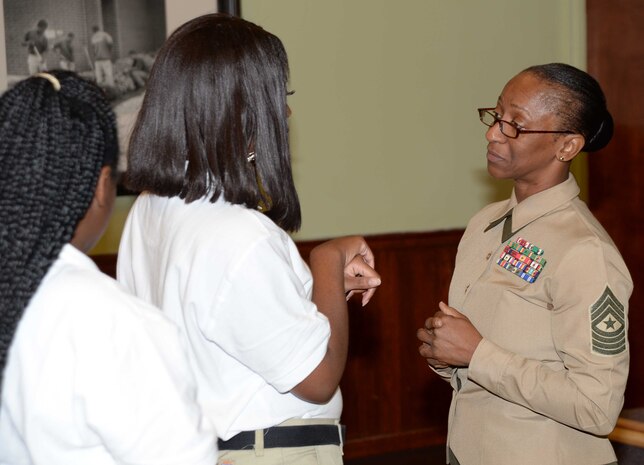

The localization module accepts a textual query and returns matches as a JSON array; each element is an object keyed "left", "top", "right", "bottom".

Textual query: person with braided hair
[
  {"left": 0, "top": 71, "right": 217, "bottom": 464},
  {"left": 417, "top": 63, "right": 632, "bottom": 465},
  {"left": 116, "top": 13, "right": 381, "bottom": 465}
]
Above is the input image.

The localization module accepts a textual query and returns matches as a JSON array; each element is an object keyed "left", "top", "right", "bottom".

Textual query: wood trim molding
[{"left": 587, "top": 0, "right": 644, "bottom": 410}]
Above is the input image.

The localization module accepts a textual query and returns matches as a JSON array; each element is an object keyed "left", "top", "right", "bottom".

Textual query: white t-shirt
[
  {"left": 0, "top": 244, "right": 217, "bottom": 465},
  {"left": 117, "top": 194, "right": 342, "bottom": 440}
]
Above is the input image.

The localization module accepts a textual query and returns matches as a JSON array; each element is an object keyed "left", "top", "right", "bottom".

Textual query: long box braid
[{"left": 0, "top": 71, "right": 118, "bottom": 392}]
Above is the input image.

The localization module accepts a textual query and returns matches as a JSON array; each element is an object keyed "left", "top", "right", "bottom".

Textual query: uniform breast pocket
[{"left": 488, "top": 289, "right": 557, "bottom": 360}]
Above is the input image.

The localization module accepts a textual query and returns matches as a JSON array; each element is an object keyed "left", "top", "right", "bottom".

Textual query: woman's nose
[{"left": 485, "top": 120, "right": 505, "bottom": 143}]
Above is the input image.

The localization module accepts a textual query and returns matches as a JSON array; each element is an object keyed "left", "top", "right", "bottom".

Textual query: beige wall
[{"left": 0, "top": 0, "right": 587, "bottom": 252}]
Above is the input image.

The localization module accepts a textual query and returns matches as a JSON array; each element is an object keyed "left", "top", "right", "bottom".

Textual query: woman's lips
[{"left": 486, "top": 147, "right": 504, "bottom": 163}]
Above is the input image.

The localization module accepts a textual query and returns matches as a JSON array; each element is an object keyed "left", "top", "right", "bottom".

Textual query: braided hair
[{"left": 0, "top": 71, "right": 117, "bottom": 392}]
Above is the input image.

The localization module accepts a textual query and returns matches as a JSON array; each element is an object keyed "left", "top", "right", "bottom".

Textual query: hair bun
[{"left": 583, "top": 110, "right": 613, "bottom": 152}]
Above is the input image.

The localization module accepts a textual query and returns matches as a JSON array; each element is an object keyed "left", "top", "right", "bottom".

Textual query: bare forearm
[{"left": 291, "top": 245, "right": 348, "bottom": 403}]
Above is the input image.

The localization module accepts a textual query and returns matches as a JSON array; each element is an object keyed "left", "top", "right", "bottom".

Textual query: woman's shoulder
[
  {"left": 543, "top": 200, "right": 632, "bottom": 285},
  {"left": 180, "top": 196, "right": 296, "bottom": 259},
  {"left": 130, "top": 193, "right": 286, "bottom": 245},
  {"left": 38, "top": 246, "right": 170, "bottom": 328},
  {"left": 545, "top": 198, "right": 622, "bottom": 254}
]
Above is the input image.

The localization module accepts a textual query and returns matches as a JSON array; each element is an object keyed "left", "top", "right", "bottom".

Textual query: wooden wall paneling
[
  {"left": 91, "top": 254, "right": 117, "bottom": 278},
  {"left": 297, "top": 231, "right": 461, "bottom": 459},
  {"left": 587, "top": 0, "right": 644, "bottom": 408}
]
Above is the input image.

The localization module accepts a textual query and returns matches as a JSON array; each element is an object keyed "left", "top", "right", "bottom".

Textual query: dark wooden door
[{"left": 587, "top": 0, "right": 644, "bottom": 408}]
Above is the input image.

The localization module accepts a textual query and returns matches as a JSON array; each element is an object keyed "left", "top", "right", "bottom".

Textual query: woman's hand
[
  {"left": 311, "top": 236, "right": 381, "bottom": 306},
  {"left": 344, "top": 255, "right": 380, "bottom": 306},
  {"left": 417, "top": 302, "right": 483, "bottom": 367}
]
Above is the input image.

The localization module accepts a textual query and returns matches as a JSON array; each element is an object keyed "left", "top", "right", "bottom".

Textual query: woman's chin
[{"left": 487, "top": 163, "right": 506, "bottom": 179}]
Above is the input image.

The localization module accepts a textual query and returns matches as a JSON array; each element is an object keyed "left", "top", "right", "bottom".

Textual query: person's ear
[
  {"left": 70, "top": 166, "right": 116, "bottom": 253},
  {"left": 556, "top": 134, "right": 585, "bottom": 163}
]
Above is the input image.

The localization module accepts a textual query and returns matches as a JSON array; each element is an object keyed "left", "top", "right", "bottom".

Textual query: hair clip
[
  {"left": 246, "top": 150, "right": 272, "bottom": 212},
  {"left": 34, "top": 72, "right": 61, "bottom": 91}
]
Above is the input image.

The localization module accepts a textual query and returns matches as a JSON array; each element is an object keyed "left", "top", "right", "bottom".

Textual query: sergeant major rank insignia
[
  {"left": 590, "top": 286, "right": 626, "bottom": 356},
  {"left": 496, "top": 237, "right": 546, "bottom": 283}
]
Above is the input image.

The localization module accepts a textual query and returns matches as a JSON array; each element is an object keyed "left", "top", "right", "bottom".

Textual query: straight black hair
[
  {"left": 0, "top": 71, "right": 117, "bottom": 391},
  {"left": 125, "top": 13, "right": 301, "bottom": 231},
  {"left": 523, "top": 63, "right": 613, "bottom": 152}
]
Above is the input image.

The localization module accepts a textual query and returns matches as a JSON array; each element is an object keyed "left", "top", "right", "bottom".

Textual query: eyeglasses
[{"left": 477, "top": 108, "right": 574, "bottom": 139}]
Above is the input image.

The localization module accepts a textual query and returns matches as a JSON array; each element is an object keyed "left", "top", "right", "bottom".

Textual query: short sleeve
[{"left": 199, "top": 235, "right": 331, "bottom": 393}]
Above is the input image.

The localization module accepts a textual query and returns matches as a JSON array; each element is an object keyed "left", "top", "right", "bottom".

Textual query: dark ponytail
[
  {"left": 583, "top": 109, "right": 613, "bottom": 152},
  {"left": 0, "top": 71, "right": 117, "bottom": 392},
  {"left": 524, "top": 63, "right": 613, "bottom": 152}
]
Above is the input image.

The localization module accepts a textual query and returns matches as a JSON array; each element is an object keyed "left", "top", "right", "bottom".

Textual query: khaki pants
[{"left": 218, "top": 419, "right": 343, "bottom": 465}]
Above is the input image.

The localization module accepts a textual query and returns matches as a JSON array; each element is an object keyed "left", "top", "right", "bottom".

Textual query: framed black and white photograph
[{"left": 2, "top": 0, "right": 167, "bottom": 189}]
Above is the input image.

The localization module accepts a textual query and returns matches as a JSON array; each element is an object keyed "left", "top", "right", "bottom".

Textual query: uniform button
[{"left": 486, "top": 252, "right": 492, "bottom": 260}]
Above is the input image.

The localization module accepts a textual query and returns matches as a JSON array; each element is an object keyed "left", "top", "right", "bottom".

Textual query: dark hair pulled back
[
  {"left": 524, "top": 63, "right": 613, "bottom": 152},
  {"left": 0, "top": 71, "right": 117, "bottom": 391}
]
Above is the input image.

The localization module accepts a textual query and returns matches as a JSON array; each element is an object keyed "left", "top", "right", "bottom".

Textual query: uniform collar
[{"left": 485, "top": 173, "right": 581, "bottom": 240}]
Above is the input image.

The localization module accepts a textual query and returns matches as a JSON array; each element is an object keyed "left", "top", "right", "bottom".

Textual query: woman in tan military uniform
[{"left": 417, "top": 63, "right": 632, "bottom": 465}]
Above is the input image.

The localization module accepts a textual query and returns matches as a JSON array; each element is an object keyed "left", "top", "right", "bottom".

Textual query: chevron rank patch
[{"left": 590, "top": 286, "right": 626, "bottom": 356}]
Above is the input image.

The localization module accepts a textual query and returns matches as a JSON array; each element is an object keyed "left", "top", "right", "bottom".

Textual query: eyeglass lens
[{"left": 479, "top": 110, "right": 517, "bottom": 138}]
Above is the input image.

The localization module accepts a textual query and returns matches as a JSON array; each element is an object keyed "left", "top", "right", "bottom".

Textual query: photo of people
[{"left": 2, "top": 0, "right": 167, "bottom": 187}]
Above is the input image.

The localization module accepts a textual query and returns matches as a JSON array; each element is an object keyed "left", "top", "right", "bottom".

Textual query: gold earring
[{"left": 558, "top": 156, "right": 566, "bottom": 162}]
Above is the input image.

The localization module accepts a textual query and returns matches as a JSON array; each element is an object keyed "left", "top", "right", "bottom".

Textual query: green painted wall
[{"left": 241, "top": 0, "right": 588, "bottom": 241}]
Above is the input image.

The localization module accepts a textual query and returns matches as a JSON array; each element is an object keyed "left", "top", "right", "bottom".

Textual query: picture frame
[{"left": 217, "top": 0, "right": 241, "bottom": 17}]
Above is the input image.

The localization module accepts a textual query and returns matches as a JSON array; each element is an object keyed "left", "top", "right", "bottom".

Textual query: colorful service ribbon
[{"left": 496, "top": 237, "right": 547, "bottom": 283}]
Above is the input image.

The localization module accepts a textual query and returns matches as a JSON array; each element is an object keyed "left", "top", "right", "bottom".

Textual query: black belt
[{"left": 218, "top": 424, "right": 345, "bottom": 450}]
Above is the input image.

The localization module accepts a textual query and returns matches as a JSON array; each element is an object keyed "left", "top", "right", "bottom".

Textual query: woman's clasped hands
[{"left": 417, "top": 301, "right": 483, "bottom": 369}]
